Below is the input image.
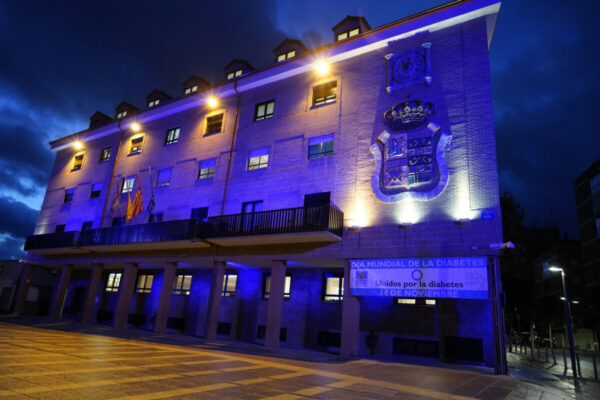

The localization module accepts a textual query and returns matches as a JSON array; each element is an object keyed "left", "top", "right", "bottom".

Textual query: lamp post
[{"left": 548, "top": 266, "right": 578, "bottom": 384}]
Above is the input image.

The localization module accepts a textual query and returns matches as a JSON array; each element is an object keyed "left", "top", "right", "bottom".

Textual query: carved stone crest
[{"left": 385, "top": 42, "right": 431, "bottom": 93}]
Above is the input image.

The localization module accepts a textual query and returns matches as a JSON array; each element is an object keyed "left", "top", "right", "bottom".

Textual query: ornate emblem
[
  {"left": 371, "top": 99, "right": 451, "bottom": 202},
  {"left": 385, "top": 42, "right": 431, "bottom": 93}
]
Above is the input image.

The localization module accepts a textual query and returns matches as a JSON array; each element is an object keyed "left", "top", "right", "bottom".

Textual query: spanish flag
[
  {"left": 125, "top": 191, "right": 134, "bottom": 220},
  {"left": 131, "top": 185, "right": 143, "bottom": 218}
]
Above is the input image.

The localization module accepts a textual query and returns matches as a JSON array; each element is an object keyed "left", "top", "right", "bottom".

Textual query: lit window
[
  {"left": 90, "top": 182, "right": 102, "bottom": 198},
  {"left": 147, "top": 99, "right": 160, "bottom": 108},
  {"left": 129, "top": 136, "right": 143, "bottom": 154},
  {"left": 227, "top": 69, "right": 243, "bottom": 80},
  {"left": 99, "top": 147, "right": 111, "bottom": 162},
  {"left": 105, "top": 272, "right": 122, "bottom": 292},
  {"left": 206, "top": 114, "right": 224, "bottom": 135},
  {"left": 222, "top": 273, "right": 237, "bottom": 297},
  {"left": 164, "top": 128, "right": 180, "bottom": 145},
  {"left": 121, "top": 176, "right": 135, "bottom": 193},
  {"left": 116, "top": 111, "right": 128, "bottom": 119},
  {"left": 308, "top": 133, "right": 334, "bottom": 159},
  {"left": 173, "top": 274, "right": 192, "bottom": 295},
  {"left": 254, "top": 100, "right": 275, "bottom": 121},
  {"left": 63, "top": 188, "right": 75, "bottom": 203},
  {"left": 312, "top": 81, "right": 337, "bottom": 106},
  {"left": 198, "top": 158, "right": 216, "bottom": 179},
  {"left": 337, "top": 28, "right": 359, "bottom": 41},
  {"left": 156, "top": 168, "right": 172, "bottom": 187},
  {"left": 185, "top": 85, "right": 198, "bottom": 95},
  {"left": 72, "top": 154, "right": 84, "bottom": 171},
  {"left": 81, "top": 221, "right": 93, "bottom": 231},
  {"left": 263, "top": 274, "right": 291, "bottom": 299},
  {"left": 136, "top": 274, "right": 154, "bottom": 294},
  {"left": 247, "top": 147, "right": 269, "bottom": 170},
  {"left": 277, "top": 50, "right": 296, "bottom": 62},
  {"left": 396, "top": 298, "right": 437, "bottom": 306},
  {"left": 323, "top": 274, "right": 344, "bottom": 302},
  {"left": 591, "top": 173, "right": 600, "bottom": 195}
]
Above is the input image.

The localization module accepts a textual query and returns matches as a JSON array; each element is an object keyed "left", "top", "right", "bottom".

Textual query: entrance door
[
  {"left": 303, "top": 192, "right": 330, "bottom": 229},
  {"left": 241, "top": 201, "right": 263, "bottom": 233}
]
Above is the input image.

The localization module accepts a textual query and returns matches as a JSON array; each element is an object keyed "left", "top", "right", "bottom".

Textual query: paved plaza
[{"left": 0, "top": 321, "right": 587, "bottom": 399}]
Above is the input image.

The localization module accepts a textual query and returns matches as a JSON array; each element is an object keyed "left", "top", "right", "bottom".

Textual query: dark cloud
[{"left": 0, "top": 197, "right": 38, "bottom": 239}]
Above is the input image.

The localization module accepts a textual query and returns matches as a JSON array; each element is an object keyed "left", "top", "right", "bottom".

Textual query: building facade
[{"left": 22, "top": 0, "right": 506, "bottom": 372}]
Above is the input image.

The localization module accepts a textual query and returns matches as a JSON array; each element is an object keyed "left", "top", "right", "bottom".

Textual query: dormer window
[
  {"left": 337, "top": 28, "right": 360, "bottom": 41},
  {"left": 184, "top": 85, "right": 198, "bottom": 95},
  {"left": 147, "top": 99, "right": 160, "bottom": 107},
  {"left": 116, "top": 111, "right": 128, "bottom": 119},
  {"left": 277, "top": 50, "right": 296, "bottom": 62},
  {"left": 227, "top": 69, "right": 243, "bottom": 80}
]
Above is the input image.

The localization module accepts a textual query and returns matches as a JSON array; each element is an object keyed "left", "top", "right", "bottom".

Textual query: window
[
  {"left": 81, "top": 221, "right": 93, "bottom": 231},
  {"left": 242, "top": 200, "right": 263, "bottom": 214},
  {"left": 55, "top": 224, "right": 66, "bottom": 233},
  {"left": 116, "top": 111, "right": 127, "bottom": 119},
  {"left": 308, "top": 134, "right": 334, "bottom": 159},
  {"left": 337, "top": 28, "right": 360, "bottom": 41},
  {"left": 312, "top": 81, "right": 337, "bottom": 106},
  {"left": 277, "top": 50, "right": 296, "bottom": 62},
  {"left": 191, "top": 207, "right": 208, "bottom": 221},
  {"left": 198, "top": 158, "right": 216, "bottom": 179},
  {"left": 64, "top": 188, "right": 75, "bottom": 203},
  {"left": 147, "top": 99, "right": 160, "bottom": 107},
  {"left": 148, "top": 212, "right": 163, "bottom": 223},
  {"left": 254, "top": 100, "right": 275, "bottom": 121},
  {"left": 99, "top": 147, "right": 111, "bottom": 162},
  {"left": 90, "top": 182, "right": 102, "bottom": 198},
  {"left": 206, "top": 114, "right": 223, "bottom": 135},
  {"left": 165, "top": 128, "right": 180, "bottom": 145},
  {"left": 105, "top": 273, "right": 122, "bottom": 292},
  {"left": 222, "top": 273, "right": 237, "bottom": 297},
  {"left": 72, "top": 154, "right": 84, "bottom": 171},
  {"left": 263, "top": 274, "right": 291, "bottom": 299},
  {"left": 591, "top": 173, "right": 600, "bottom": 195},
  {"left": 396, "top": 298, "right": 437, "bottom": 306},
  {"left": 226, "top": 69, "right": 243, "bottom": 80},
  {"left": 156, "top": 168, "right": 172, "bottom": 187},
  {"left": 184, "top": 85, "right": 198, "bottom": 95},
  {"left": 173, "top": 274, "right": 192, "bottom": 295},
  {"left": 129, "top": 136, "right": 143, "bottom": 154},
  {"left": 121, "top": 176, "right": 135, "bottom": 193},
  {"left": 247, "top": 147, "right": 269, "bottom": 170},
  {"left": 323, "top": 274, "right": 344, "bottom": 302},
  {"left": 136, "top": 274, "right": 154, "bottom": 294}
]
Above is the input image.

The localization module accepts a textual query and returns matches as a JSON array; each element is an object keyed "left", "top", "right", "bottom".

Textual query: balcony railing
[
  {"left": 78, "top": 219, "right": 203, "bottom": 247},
  {"left": 24, "top": 231, "right": 79, "bottom": 251},
  {"left": 204, "top": 204, "right": 344, "bottom": 238}
]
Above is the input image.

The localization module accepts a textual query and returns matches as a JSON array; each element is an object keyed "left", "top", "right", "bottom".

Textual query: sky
[{"left": 0, "top": 0, "right": 598, "bottom": 259}]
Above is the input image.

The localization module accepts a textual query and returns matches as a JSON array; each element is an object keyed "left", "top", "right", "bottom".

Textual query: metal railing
[
  {"left": 204, "top": 204, "right": 344, "bottom": 238},
  {"left": 24, "top": 231, "right": 79, "bottom": 250},
  {"left": 78, "top": 219, "right": 203, "bottom": 247}
]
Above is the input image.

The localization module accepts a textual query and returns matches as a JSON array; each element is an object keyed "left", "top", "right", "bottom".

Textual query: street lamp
[{"left": 548, "top": 266, "right": 578, "bottom": 383}]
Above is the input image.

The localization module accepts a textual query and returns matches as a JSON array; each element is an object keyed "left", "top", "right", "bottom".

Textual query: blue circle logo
[{"left": 411, "top": 269, "right": 423, "bottom": 281}]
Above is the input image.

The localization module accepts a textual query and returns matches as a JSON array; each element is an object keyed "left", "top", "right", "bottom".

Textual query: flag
[
  {"left": 125, "top": 191, "right": 134, "bottom": 220},
  {"left": 131, "top": 181, "right": 143, "bottom": 218},
  {"left": 108, "top": 181, "right": 121, "bottom": 216}
]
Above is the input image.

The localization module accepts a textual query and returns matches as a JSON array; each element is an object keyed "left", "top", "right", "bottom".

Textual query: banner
[{"left": 350, "top": 257, "right": 488, "bottom": 299}]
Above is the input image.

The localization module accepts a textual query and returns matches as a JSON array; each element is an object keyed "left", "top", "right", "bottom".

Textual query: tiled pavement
[{"left": 0, "top": 321, "right": 588, "bottom": 400}]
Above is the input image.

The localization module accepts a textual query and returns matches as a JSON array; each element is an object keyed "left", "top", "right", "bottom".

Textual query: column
[
  {"left": 49, "top": 264, "right": 73, "bottom": 320},
  {"left": 204, "top": 261, "right": 226, "bottom": 339},
  {"left": 265, "top": 260, "right": 286, "bottom": 348},
  {"left": 340, "top": 259, "right": 360, "bottom": 356},
  {"left": 113, "top": 263, "right": 138, "bottom": 329},
  {"left": 82, "top": 264, "right": 103, "bottom": 324},
  {"left": 13, "top": 264, "right": 35, "bottom": 316},
  {"left": 154, "top": 262, "right": 177, "bottom": 333}
]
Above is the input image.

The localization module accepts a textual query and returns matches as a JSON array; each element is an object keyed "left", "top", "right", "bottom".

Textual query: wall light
[
  {"left": 72, "top": 140, "right": 83, "bottom": 150},
  {"left": 207, "top": 96, "right": 218, "bottom": 108},
  {"left": 347, "top": 226, "right": 361, "bottom": 232},
  {"left": 398, "top": 222, "right": 412, "bottom": 229},
  {"left": 454, "top": 218, "right": 470, "bottom": 226},
  {"left": 314, "top": 60, "right": 330, "bottom": 75},
  {"left": 130, "top": 122, "right": 141, "bottom": 132}
]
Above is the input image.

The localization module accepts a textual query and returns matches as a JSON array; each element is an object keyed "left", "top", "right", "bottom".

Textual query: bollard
[
  {"left": 576, "top": 354, "right": 582, "bottom": 378},
  {"left": 592, "top": 355, "right": 598, "bottom": 380}
]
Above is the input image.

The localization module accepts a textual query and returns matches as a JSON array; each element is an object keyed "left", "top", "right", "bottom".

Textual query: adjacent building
[{"left": 21, "top": 0, "right": 507, "bottom": 372}]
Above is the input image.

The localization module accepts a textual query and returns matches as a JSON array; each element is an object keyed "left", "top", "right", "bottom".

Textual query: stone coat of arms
[{"left": 370, "top": 99, "right": 451, "bottom": 202}]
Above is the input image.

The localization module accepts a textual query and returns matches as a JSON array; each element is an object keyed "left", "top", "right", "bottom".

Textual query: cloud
[
  {"left": 0, "top": 234, "right": 26, "bottom": 260},
  {"left": 0, "top": 197, "right": 38, "bottom": 239}
]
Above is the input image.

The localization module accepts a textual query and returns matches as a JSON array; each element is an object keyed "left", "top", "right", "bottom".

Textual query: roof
[
  {"left": 273, "top": 38, "right": 308, "bottom": 54},
  {"left": 331, "top": 15, "right": 371, "bottom": 31},
  {"left": 182, "top": 74, "right": 210, "bottom": 88},
  {"left": 224, "top": 58, "right": 254, "bottom": 71},
  {"left": 146, "top": 89, "right": 172, "bottom": 100}
]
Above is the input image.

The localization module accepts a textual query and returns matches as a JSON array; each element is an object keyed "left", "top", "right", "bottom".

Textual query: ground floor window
[
  {"left": 222, "top": 273, "right": 237, "bottom": 297},
  {"left": 262, "top": 274, "right": 291, "bottom": 299},
  {"left": 136, "top": 274, "right": 153, "bottom": 294},
  {"left": 173, "top": 274, "right": 192, "bottom": 295},
  {"left": 322, "top": 273, "right": 343, "bottom": 302},
  {"left": 105, "top": 273, "right": 122, "bottom": 292}
]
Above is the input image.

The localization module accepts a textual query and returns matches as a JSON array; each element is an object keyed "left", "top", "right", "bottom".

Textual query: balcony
[
  {"left": 204, "top": 204, "right": 343, "bottom": 246},
  {"left": 24, "top": 231, "right": 84, "bottom": 255},
  {"left": 78, "top": 219, "right": 209, "bottom": 252}
]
